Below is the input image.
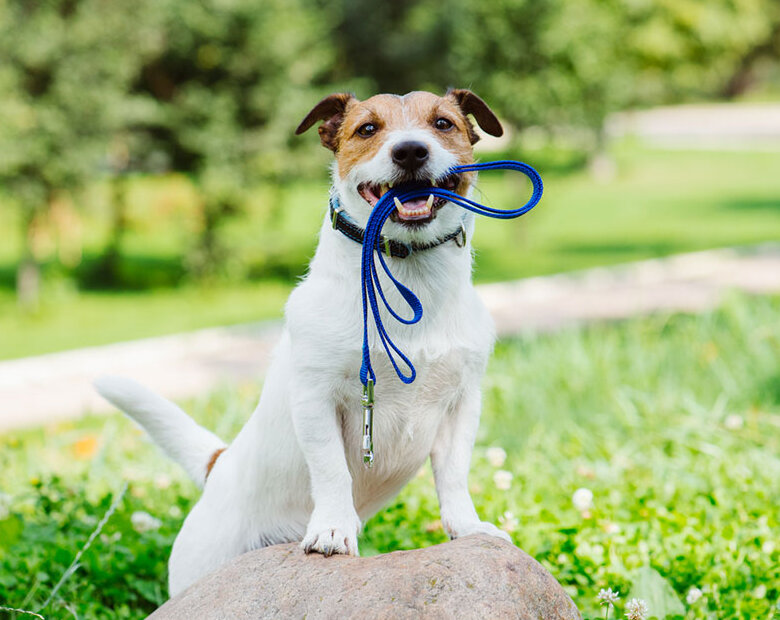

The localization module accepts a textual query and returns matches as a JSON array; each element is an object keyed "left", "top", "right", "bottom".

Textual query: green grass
[
  {"left": 1, "top": 142, "right": 779, "bottom": 361},
  {"left": 1, "top": 295, "right": 777, "bottom": 618}
]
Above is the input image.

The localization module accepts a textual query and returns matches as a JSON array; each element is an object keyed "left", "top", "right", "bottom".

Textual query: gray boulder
[{"left": 150, "top": 535, "right": 581, "bottom": 619}]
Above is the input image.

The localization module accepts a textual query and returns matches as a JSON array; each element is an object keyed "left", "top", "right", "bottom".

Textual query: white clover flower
[
  {"left": 753, "top": 584, "right": 767, "bottom": 599},
  {"left": 597, "top": 587, "right": 620, "bottom": 608},
  {"left": 624, "top": 598, "right": 649, "bottom": 620},
  {"left": 572, "top": 487, "right": 594, "bottom": 512},
  {"left": 498, "top": 510, "right": 518, "bottom": 533},
  {"left": 168, "top": 505, "right": 183, "bottom": 519},
  {"left": 100, "top": 531, "right": 122, "bottom": 544},
  {"left": 493, "top": 470, "right": 513, "bottom": 490},
  {"left": 131, "top": 510, "right": 162, "bottom": 533},
  {"left": 602, "top": 521, "right": 620, "bottom": 534},
  {"left": 486, "top": 446, "right": 507, "bottom": 468},
  {"left": 154, "top": 474, "right": 172, "bottom": 489},
  {"left": 0, "top": 492, "right": 11, "bottom": 520},
  {"left": 686, "top": 586, "right": 703, "bottom": 604},
  {"left": 724, "top": 414, "right": 744, "bottom": 430}
]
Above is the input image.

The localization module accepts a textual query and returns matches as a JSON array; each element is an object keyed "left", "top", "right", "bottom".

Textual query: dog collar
[{"left": 329, "top": 197, "right": 466, "bottom": 258}]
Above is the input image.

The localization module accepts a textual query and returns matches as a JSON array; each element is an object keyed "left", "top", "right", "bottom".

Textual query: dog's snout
[{"left": 391, "top": 141, "right": 429, "bottom": 171}]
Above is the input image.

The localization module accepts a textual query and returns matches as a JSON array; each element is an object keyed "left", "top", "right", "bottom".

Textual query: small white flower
[
  {"left": 168, "top": 505, "right": 183, "bottom": 519},
  {"left": 572, "top": 487, "right": 594, "bottom": 512},
  {"left": 753, "top": 584, "right": 767, "bottom": 599},
  {"left": 724, "top": 414, "right": 744, "bottom": 430},
  {"left": 493, "top": 470, "right": 513, "bottom": 490},
  {"left": 624, "top": 598, "right": 649, "bottom": 620},
  {"left": 154, "top": 474, "right": 172, "bottom": 489},
  {"left": 131, "top": 510, "right": 162, "bottom": 533},
  {"left": 486, "top": 446, "right": 507, "bottom": 467},
  {"left": 498, "top": 510, "right": 518, "bottom": 533},
  {"left": 100, "top": 531, "right": 122, "bottom": 544},
  {"left": 0, "top": 492, "right": 11, "bottom": 520},
  {"left": 686, "top": 586, "right": 703, "bottom": 604},
  {"left": 602, "top": 521, "right": 620, "bottom": 534},
  {"left": 597, "top": 587, "right": 620, "bottom": 607}
]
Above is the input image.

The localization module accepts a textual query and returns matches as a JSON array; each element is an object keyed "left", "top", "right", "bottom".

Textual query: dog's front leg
[
  {"left": 431, "top": 384, "right": 511, "bottom": 543},
  {"left": 292, "top": 386, "right": 361, "bottom": 556}
]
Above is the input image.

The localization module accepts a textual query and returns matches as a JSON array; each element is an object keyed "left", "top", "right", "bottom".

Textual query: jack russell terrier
[{"left": 96, "top": 88, "right": 511, "bottom": 596}]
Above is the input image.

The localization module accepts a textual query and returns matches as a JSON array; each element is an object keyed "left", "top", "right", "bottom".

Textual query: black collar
[{"left": 328, "top": 197, "right": 466, "bottom": 259}]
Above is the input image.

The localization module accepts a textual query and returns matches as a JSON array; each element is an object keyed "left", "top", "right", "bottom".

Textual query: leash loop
[{"left": 359, "top": 160, "right": 543, "bottom": 387}]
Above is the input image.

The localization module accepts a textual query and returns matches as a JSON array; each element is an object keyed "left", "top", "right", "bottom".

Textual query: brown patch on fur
[
  {"left": 205, "top": 447, "right": 225, "bottom": 480},
  {"left": 295, "top": 93, "right": 356, "bottom": 151},
  {"left": 295, "top": 90, "right": 502, "bottom": 198},
  {"left": 334, "top": 91, "right": 479, "bottom": 183},
  {"left": 445, "top": 89, "right": 504, "bottom": 142}
]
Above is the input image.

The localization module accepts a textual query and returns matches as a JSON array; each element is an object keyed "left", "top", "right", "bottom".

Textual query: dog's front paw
[
  {"left": 301, "top": 511, "right": 360, "bottom": 557},
  {"left": 444, "top": 519, "right": 512, "bottom": 543}
]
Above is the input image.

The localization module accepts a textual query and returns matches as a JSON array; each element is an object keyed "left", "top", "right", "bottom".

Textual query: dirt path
[{"left": 1, "top": 244, "right": 778, "bottom": 432}]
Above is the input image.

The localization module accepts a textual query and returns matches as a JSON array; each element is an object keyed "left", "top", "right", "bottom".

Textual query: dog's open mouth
[{"left": 357, "top": 174, "right": 461, "bottom": 225}]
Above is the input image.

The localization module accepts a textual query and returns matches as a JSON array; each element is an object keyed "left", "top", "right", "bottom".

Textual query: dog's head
[{"left": 296, "top": 90, "right": 502, "bottom": 242}]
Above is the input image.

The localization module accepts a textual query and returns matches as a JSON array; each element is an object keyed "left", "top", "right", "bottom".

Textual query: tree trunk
[
  {"left": 17, "top": 209, "right": 41, "bottom": 312},
  {"left": 96, "top": 175, "right": 128, "bottom": 286}
]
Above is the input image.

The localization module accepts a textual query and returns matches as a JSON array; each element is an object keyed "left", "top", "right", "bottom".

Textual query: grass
[
  {"left": 1, "top": 142, "right": 779, "bottom": 359},
  {"left": 0, "top": 294, "right": 778, "bottom": 618}
]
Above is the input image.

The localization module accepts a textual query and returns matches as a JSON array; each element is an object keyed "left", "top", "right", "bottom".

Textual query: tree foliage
[{"left": 0, "top": 0, "right": 778, "bottom": 299}]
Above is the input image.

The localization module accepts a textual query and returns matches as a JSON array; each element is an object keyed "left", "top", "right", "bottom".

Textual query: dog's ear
[
  {"left": 445, "top": 89, "right": 503, "bottom": 143},
  {"left": 295, "top": 93, "right": 357, "bottom": 152}
]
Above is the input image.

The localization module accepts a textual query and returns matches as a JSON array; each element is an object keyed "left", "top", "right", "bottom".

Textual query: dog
[{"left": 96, "top": 89, "right": 511, "bottom": 597}]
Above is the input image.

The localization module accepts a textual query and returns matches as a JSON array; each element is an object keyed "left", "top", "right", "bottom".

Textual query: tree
[
  {"left": 0, "top": 0, "right": 153, "bottom": 308},
  {"left": 131, "top": 0, "right": 334, "bottom": 277}
]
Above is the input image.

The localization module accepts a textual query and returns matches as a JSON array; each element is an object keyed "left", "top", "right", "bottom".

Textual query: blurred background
[
  {"left": 1, "top": 0, "right": 779, "bottom": 358},
  {"left": 0, "top": 1, "right": 779, "bottom": 618}
]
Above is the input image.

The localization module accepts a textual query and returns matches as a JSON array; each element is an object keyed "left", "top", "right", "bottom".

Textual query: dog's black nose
[{"left": 391, "top": 141, "right": 429, "bottom": 171}]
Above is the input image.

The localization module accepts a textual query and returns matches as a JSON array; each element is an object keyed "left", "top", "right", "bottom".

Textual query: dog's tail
[{"left": 94, "top": 375, "right": 227, "bottom": 488}]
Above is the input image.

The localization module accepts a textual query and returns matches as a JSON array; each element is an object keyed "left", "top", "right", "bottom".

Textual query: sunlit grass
[{"left": 1, "top": 295, "right": 777, "bottom": 618}]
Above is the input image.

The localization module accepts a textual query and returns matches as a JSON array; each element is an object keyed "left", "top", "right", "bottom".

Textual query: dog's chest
[{"left": 338, "top": 350, "right": 469, "bottom": 517}]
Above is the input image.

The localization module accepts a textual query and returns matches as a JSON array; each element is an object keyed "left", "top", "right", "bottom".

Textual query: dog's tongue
[{"left": 395, "top": 197, "right": 432, "bottom": 221}]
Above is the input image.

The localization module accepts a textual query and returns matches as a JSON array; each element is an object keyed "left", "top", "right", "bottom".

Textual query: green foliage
[
  {"left": 0, "top": 296, "right": 778, "bottom": 618},
  {"left": 629, "top": 567, "right": 686, "bottom": 618},
  {"left": 1, "top": 0, "right": 779, "bottom": 299}
]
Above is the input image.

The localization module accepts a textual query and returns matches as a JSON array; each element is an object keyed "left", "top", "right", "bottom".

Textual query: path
[
  {"left": 1, "top": 244, "right": 778, "bottom": 432},
  {"left": 607, "top": 102, "right": 780, "bottom": 149}
]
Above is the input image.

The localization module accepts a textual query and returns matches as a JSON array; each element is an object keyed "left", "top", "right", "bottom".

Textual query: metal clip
[
  {"left": 455, "top": 222, "right": 467, "bottom": 247},
  {"left": 331, "top": 205, "right": 344, "bottom": 229},
  {"left": 361, "top": 379, "right": 375, "bottom": 468}
]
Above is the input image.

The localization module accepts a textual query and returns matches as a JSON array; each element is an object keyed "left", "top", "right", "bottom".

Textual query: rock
[{"left": 150, "top": 535, "right": 581, "bottom": 619}]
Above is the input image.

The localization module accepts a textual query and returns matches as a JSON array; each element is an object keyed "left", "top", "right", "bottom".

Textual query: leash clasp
[
  {"left": 361, "top": 379, "right": 375, "bottom": 468},
  {"left": 455, "top": 222, "right": 467, "bottom": 247}
]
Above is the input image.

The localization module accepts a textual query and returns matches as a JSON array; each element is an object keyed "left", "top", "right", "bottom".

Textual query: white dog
[{"left": 96, "top": 89, "right": 511, "bottom": 597}]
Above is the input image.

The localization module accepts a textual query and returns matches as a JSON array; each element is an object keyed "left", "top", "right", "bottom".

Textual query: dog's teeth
[
  {"left": 380, "top": 184, "right": 388, "bottom": 195},
  {"left": 426, "top": 194, "right": 434, "bottom": 209},
  {"left": 388, "top": 182, "right": 394, "bottom": 189},
  {"left": 394, "top": 197, "right": 403, "bottom": 210},
  {"left": 431, "top": 179, "right": 438, "bottom": 187}
]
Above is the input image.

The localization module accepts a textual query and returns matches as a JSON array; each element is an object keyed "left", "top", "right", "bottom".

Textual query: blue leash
[{"left": 358, "top": 159, "right": 543, "bottom": 467}]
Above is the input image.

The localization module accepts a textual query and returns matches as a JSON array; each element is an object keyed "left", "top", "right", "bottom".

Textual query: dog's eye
[
  {"left": 434, "top": 117, "right": 454, "bottom": 131},
  {"left": 357, "top": 123, "right": 377, "bottom": 138}
]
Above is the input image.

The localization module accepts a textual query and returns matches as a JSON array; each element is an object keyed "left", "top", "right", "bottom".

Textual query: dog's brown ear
[
  {"left": 295, "top": 93, "right": 357, "bottom": 152},
  {"left": 446, "top": 89, "right": 503, "bottom": 143}
]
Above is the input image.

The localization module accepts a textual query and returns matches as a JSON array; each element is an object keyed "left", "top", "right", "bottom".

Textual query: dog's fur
[{"left": 96, "top": 89, "right": 510, "bottom": 596}]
